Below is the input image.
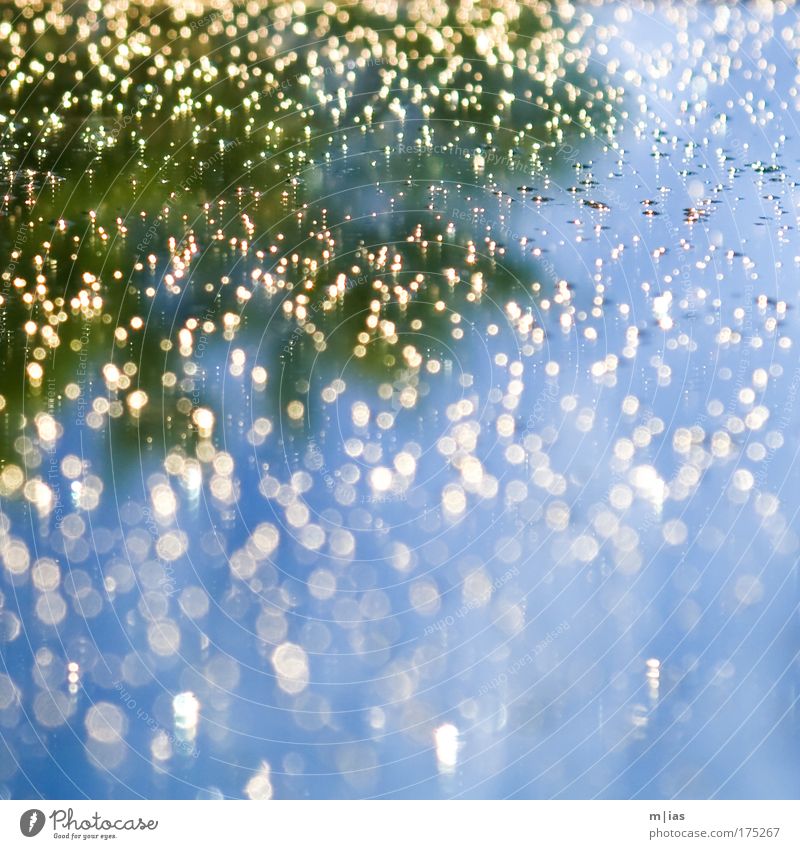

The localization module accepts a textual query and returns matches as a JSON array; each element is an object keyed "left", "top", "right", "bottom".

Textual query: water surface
[{"left": 0, "top": 0, "right": 798, "bottom": 799}]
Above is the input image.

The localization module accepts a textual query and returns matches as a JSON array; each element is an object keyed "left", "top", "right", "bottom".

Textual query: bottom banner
[{"left": 1, "top": 800, "right": 797, "bottom": 848}]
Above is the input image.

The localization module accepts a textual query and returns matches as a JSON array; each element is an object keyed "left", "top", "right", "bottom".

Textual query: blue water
[{"left": 0, "top": 0, "right": 798, "bottom": 799}]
